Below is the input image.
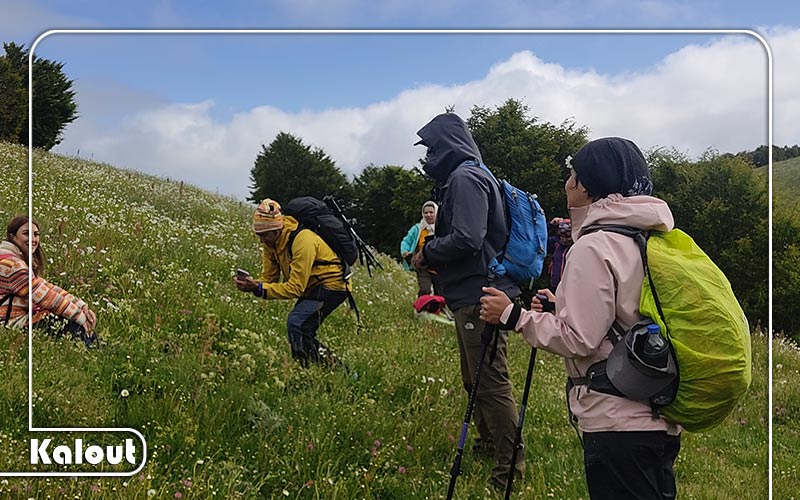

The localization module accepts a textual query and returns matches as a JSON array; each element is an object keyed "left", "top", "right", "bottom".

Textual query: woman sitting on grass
[{"left": 0, "top": 215, "right": 98, "bottom": 346}]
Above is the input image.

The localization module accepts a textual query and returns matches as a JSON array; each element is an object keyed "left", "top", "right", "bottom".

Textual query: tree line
[
  {"left": 735, "top": 145, "right": 800, "bottom": 167},
  {"left": 248, "top": 98, "right": 770, "bottom": 332}
]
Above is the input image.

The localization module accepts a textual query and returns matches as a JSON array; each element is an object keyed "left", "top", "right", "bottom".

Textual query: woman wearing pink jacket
[{"left": 480, "top": 137, "right": 681, "bottom": 500}]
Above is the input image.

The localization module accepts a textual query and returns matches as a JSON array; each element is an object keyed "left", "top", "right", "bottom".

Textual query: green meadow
[
  {"left": 770, "top": 155, "right": 800, "bottom": 500},
  {"left": 0, "top": 142, "right": 769, "bottom": 498}
]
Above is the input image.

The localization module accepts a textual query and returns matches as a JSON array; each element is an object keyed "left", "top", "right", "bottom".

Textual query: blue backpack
[{"left": 479, "top": 163, "right": 548, "bottom": 286}]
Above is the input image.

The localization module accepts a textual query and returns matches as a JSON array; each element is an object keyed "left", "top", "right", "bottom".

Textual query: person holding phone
[
  {"left": 234, "top": 199, "right": 349, "bottom": 367},
  {"left": 547, "top": 217, "right": 573, "bottom": 291}
]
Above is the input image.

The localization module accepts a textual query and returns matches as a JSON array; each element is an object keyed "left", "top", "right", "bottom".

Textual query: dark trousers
[
  {"left": 453, "top": 304, "right": 525, "bottom": 485},
  {"left": 415, "top": 269, "right": 434, "bottom": 296},
  {"left": 35, "top": 315, "right": 96, "bottom": 347},
  {"left": 584, "top": 431, "right": 681, "bottom": 500},
  {"left": 286, "top": 286, "right": 347, "bottom": 365}
]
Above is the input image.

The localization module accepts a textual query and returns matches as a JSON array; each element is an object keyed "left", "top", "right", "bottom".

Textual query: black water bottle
[{"left": 641, "top": 323, "right": 669, "bottom": 370}]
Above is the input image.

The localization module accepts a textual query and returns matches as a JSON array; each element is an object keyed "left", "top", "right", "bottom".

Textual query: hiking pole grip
[
  {"left": 504, "top": 345, "right": 537, "bottom": 499},
  {"left": 446, "top": 324, "right": 493, "bottom": 500}
]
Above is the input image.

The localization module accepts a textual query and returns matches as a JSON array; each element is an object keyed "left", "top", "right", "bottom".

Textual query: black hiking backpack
[
  {"left": 282, "top": 196, "right": 359, "bottom": 275},
  {"left": 282, "top": 196, "right": 362, "bottom": 322}
]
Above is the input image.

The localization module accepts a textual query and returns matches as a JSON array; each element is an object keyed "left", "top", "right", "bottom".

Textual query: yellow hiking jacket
[{"left": 257, "top": 216, "right": 349, "bottom": 299}]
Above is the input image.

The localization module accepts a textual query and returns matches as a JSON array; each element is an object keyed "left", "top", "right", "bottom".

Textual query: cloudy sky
[{"left": 2, "top": 0, "right": 797, "bottom": 200}]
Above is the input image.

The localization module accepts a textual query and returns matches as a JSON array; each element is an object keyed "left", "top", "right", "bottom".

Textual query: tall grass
[
  {"left": 773, "top": 336, "right": 800, "bottom": 500},
  {"left": 0, "top": 142, "right": 769, "bottom": 498}
]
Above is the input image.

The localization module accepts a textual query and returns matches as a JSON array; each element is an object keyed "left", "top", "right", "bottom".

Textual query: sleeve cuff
[
  {"left": 252, "top": 282, "right": 264, "bottom": 298},
  {"left": 499, "top": 303, "right": 522, "bottom": 331}
]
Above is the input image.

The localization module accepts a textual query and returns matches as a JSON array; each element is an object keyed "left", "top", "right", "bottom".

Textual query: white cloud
[
  {"left": 56, "top": 30, "right": 791, "bottom": 200},
  {"left": 767, "top": 27, "right": 800, "bottom": 146}
]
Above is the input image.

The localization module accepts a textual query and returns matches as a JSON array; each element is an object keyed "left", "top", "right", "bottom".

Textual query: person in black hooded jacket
[{"left": 411, "top": 112, "right": 525, "bottom": 490}]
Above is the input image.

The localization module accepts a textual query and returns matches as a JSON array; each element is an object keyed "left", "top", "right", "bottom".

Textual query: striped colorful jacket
[{"left": 0, "top": 240, "right": 89, "bottom": 329}]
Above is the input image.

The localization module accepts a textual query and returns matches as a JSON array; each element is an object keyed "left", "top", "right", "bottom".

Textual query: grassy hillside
[
  {"left": 0, "top": 142, "right": 769, "bottom": 498},
  {"left": 771, "top": 155, "right": 800, "bottom": 498},
  {"left": 761, "top": 156, "right": 800, "bottom": 212},
  {"left": 773, "top": 336, "right": 800, "bottom": 500}
]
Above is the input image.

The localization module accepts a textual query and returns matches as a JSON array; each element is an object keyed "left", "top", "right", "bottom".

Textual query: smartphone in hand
[{"left": 236, "top": 268, "right": 250, "bottom": 279}]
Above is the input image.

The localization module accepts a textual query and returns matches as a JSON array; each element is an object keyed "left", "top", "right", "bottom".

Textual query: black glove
[{"left": 537, "top": 294, "right": 556, "bottom": 313}]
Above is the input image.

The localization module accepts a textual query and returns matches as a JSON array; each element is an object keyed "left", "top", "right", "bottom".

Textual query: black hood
[{"left": 415, "top": 113, "right": 482, "bottom": 184}]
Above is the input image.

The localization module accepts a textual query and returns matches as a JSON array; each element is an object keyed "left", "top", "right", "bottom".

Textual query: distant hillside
[
  {"left": 761, "top": 156, "right": 800, "bottom": 213},
  {"left": 0, "top": 142, "right": 771, "bottom": 499}
]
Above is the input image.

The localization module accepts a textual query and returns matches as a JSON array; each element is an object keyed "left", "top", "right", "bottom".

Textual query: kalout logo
[{"left": 30, "top": 438, "right": 137, "bottom": 466}]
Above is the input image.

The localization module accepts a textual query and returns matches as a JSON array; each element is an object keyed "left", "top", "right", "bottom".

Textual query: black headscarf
[{"left": 571, "top": 137, "right": 653, "bottom": 199}]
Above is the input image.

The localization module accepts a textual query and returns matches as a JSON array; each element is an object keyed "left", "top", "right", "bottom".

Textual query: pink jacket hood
[{"left": 569, "top": 193, "right": 674, "bottom": 240}]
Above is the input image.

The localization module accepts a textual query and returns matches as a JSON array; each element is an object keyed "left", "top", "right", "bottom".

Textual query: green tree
[
  {"left": 392, "top": 166, "right": 436, "bottom": 226},
  {"left": 467, "top": 98, "right": 589, "bottom": 220},
  {"left": 734, "top": 144, "right": 800, "bottom": 167},
  {"left": 350, "top": 165, "right": 433, "bottom": 258},
  {"left": 0, "top": 42, "right": 78, "bottom": 150},
  {"left": 650, "top": 149, "right": 768, "bottom": 328},
  {"left": 248, "top": 132, "right": 351, "bottom": 205},
  {"left": 0, "top": 43, "right": 27, "bottom": 143}
]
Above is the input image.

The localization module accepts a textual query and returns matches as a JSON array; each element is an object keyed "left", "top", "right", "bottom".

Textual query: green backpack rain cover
[{"left": 640, "top": 229, "right": 752, "bottom": 432}]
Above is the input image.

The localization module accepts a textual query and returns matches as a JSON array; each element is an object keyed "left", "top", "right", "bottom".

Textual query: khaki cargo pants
[{"left": 453, "top": 304, "right": 526, "bottom": 486}]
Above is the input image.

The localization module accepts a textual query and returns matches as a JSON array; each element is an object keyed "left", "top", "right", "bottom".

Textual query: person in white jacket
[{"left": 480, "top": 137, "right": 681, "bottom": 500}]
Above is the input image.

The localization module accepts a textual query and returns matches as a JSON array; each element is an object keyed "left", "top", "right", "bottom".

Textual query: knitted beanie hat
[{"left": 253, "top": 199, "right": 284, "bottom": 234}]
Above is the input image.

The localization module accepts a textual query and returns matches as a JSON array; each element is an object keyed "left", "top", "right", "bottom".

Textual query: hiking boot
[
  {"left": 320, "top": 352, "right": 352, "bottom": 374},
  {"left": 488, "top": 476, "right": 506, "bottom": 492},
  {"left": 489, "top": 470, "right": 522, "bottom": 493}
]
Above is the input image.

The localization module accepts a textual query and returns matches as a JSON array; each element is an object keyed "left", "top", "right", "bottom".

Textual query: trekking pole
[
  {"left": 504, "top": 344, "right": 537, "bottom": 500},
  {"left": 323, "top": 196, "right": 383, "bottom": 276},
  {"left": 446, "top": 323, "right": 496, "bottom": 500}
]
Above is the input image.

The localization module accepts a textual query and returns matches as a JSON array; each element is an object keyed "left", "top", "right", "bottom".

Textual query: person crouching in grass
[{"left": 233, "top": 199, "right": 350, "bottom": 367}]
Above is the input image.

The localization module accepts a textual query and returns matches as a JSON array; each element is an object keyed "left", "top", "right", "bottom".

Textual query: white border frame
[{"left": 3, "top": 29, "right": 771, "bottom": 489}]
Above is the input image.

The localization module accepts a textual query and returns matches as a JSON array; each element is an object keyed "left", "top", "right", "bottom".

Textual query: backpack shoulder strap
[
  {"left": 582, "top": 224, "right": 668, "bottom": 332},
  {"left": 582, "top": 224, "right": 650, "bottom": 285},
  {"left": 477, "top": 161, "right": 500, "bottom": 187},
  {"left": 476, "top": 163, "right": 512, "bottom": 267},
  {"left": 286, "top": 226, "right": 304, "bottom": 261},
  {"left": 1, "top": 293, "right": 13, "bottom": 326},
  {"left": 582, "top": 224, "right": 647, "bottom": 261},
  {"left": 288, "top": 224, "right": 345, "bottom": 269}
]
